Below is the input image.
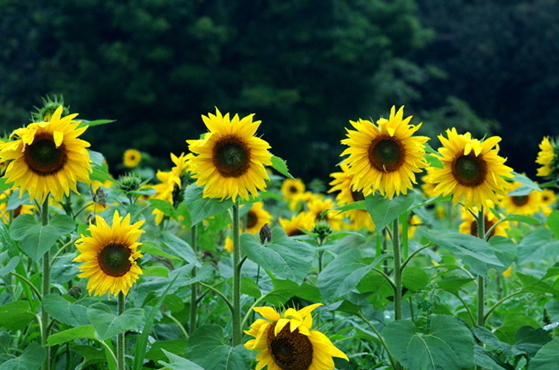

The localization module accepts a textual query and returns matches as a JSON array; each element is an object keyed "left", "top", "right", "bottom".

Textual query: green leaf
[
  {"left": 144, "top": 340, "right": 188, "bottom": 364},
  {"left": 9, "top": 214, "right": 38, "bottom": 240},
  {"left": 528, "top": 338, "right": 559, "bottom": 370},
  {"left": 49, "top": 214, "right": 77, "bottom": 234},
  {"left": 270, "top": 155, "right": 294, "bottom": 179},
  {"left": 42, "top": 294, "right": 89, "bottom": 327},
  {"left": 502, "top": 214, "right": 541, "bottom": 225},
  {"left": 0, "top": 301, "right": 35, "bottom": 331},
  {"left": 0, "top": 343, "right": 45, "bottom": 370},
  {"left": 241, "top": 228, "right": 314, "bottom": 284},
  {"left": 183, "top": 184, "right": 233, "bottom": 225},
  {"left": 184, "top": 325, "right": 252, "bottom": 370},
  {"left": 71, "top": 345, "right": 106, "bottom": 368},
  {"left": 365, "top": 193, "right": 415, "bottom": 231},
  {"left": 87, "top": 303, "right": 144, "bottom": 340},
  {"left": 517, "top": 273, "right": 559, "bottom": 298},
  {"left": 0, "top": 256, "right": 20, "bottom": 277},
  {"left": 16, "top": 224, "right": 60, "bottom": 261},
  {"left": 488, "top": 236, "right": 517, "bottom": 272},
  {"left": 517, "top": 228, "right": 559, "bottom": 264},
  {"left": 149, "top": 199, "right": 177, "bottom": 219},
  {"left": 494, "top": 314, "right": 540, "bottom": 344},
  {"left": 142, "top": 266, "right": 169, "bottom": 277},
  {"left": 47, "top": 325, "right": 97, "bottom": 346},
  {"left": 547, "top": 211, "right": 559, "bottom": 240},
  {"left": 474, "top": 345, "right": 507, "bottom": 370},
  {"left": 508, "top": 172, "right": 542, "bottom": 195},
  {"left": 241, "top": 277, "right": 262, "bottom": 298},
  {"left": 332, "top": 200, "right": 366, "bottom": 214},
  {"left": 159, "top": 232, "right": 200, "bottom": 266},
  {"left": 384, "top": 315, "right": 475, "bottom": 370},
  {"left": 78, "top": 118, "right": 115, "bottom": 128},
  {"left": 141, "top": 241, "right": 181, "bottom": 263},
  {"left": 402, "top": 266, "right": 430, "bottom": 292},
  {"left": 437, "top": 278, "right": 475, "bottom": 295},
  {"left": 159, "top": 349, "right": 204, "bottom": 370}
]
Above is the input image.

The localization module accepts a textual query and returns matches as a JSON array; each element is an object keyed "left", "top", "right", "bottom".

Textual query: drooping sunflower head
[
  {"left": 245, "top": 201, "right": 273, "bottom": 234},
  {"left": 73, "top": 211, "right": 145, "bottom": 297},
  {"left": 186, "top": 108, "right": 272, "bottom": 201},
  {"left": 123, "top": 149, "right": 142, "bottom": 168},
  {"left": 500, "top": 181, "right": 543, "bottom": 216},
  {"left": 281, "top": 178, "right": 306, "bottom": 202},
  {"left": 0, "top": 105, "right": 92, "bottom": 203},
  {"left": 535, "top": 136, "right": 559, "bottom": 179},
  {"left": 458, "top": 207, "right": 509, "bottom": 239},
  {"left": 428, "top": 128, "right": 513, "bottom": 210},
  {"left": 244, "top": 303, "right": 348, "bottom": 370},
  {"left": 340, "top": 106, "right": 429, "bottom": 199}
]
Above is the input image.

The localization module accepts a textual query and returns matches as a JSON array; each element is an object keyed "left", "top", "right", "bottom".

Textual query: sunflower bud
[
  {"left": 259, "top": 223, "right": 272, "bottom": 244},
  {"left": 312, "top": 218, "right": 332, "bottom": 245},
  {"left": 31, "top": 95, "right": 70, "bottom": 122},
  {"left": 117, "top": 173, "right": 143, "bottom": 193}
]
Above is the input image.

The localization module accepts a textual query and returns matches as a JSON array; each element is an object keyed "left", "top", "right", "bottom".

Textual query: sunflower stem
[
  {"left": 357, "top": 311, "right": 398, "bottom": 370},
  {"left": 189, "top": 224, "right": 198, "bottom": 334},
  {"left": 476, "top": 207, "right": 486, "bottom": 330},
  {"left": 40, "top": 197, "right": 51, "bottom": 370},
  {"left": 232, "top": 201, "right": 242, "bottom": 346},
  {"left": 117, "top": 292, "right": 125, "bottom": 370},
  {"left": 392, "top": 218, "right": 403, "bottom": 321}
]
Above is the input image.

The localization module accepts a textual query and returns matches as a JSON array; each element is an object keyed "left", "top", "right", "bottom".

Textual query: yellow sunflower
[
  {"left": 187, "top": 108, "right": 272, "bottom": 201},
  {"left": 541, "top": 189, "right": 556, "bottom": 207},
  {"left": 500, "top": 181, "right": 542, "bottom": 216},
  {"left": 245, "top": 201, "right": 272, "bottom": 234},
  {"left": 428, "top": 128, "right": 513, "bottom": 209},
  {"left": 244, "top": 303, "right": 348, "bottom": 370},
  {"left": 281, "top": 178, "right": 306, "bottom": 202},
  {"left": 535, "top": 136, "right": 557, "bottom": 178},
  {"left": 74, "top": 211, "right": 145, "bottom": 297},
  {"left": 340, "top": 106, "right": 429, "bottom": 198},
  {"left": 307, "top": 195, "right": 343, "bottom": 231},
  {"left": 0, "top": 106, "right": 91, "bottom": 203},
  {"left": 123, "top": 149, "right": 142, "bottom": 168},
  {"left": 458, "top": 207, "right": 509, "bottom": 238},
  {"left": 279, "top": 212, "right": 315, "bottom": 237}
]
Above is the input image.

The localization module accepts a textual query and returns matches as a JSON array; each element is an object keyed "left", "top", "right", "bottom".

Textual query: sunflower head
[
  {"left": 340, "top": 106, "right": 429, "bottom": 199},
  {"left": 123, "top": 149, "right": 142, "bottom": 168},
  {"left": 281, "top": 178, "right": 306, "bottom": 202},
  {"left": 428, "top": 128, "right": 513, "bottom": 209},
  {"left": 186, "top": 108, "right": 272, "bottom": 201},
  {"left": 73, "top": 211, "right": 145, "bottom": 297},
  {"left": 536, "top": 136, "right": 559, "bottom": 179},
  {"left": 245, "top": 201, "right": 273, "bottom": 235},
  {"left": 244, "top": 304, "right": 348, "bottom": 370},
  {"left": 0, "top": 105, "right": 91, "bottom": 203},
  {"left": 279, "top": 212, "right": 315, "bottom": 237},
  {"left": 500, "top": 181, "right": 543, "bottom": 216}
]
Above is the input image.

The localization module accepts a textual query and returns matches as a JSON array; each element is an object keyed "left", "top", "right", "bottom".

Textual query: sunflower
[
  {"left": 541, "top": 189, "right": 557, "bottom": 207},
  {"left": 0, "top": 106, "right": 91, "bottom": 203},
  {"left": 281, "top": 178, "right": 306, "bottom": 202},
  {"left": 458, "top": 207, "right": 509, "bottom": 238},
  {"left": 74, "top": 211, "right": 145, "bottom": 297},
  {"left": 186, "top": 108, "right": 272, "bottom": 201},
  {"left": 245, "top": 201, "right": 272, "bottom": 234},
  {"left": 500, "top": 181, "right": 542, "bottom": 216},
  {"left": 306, "top": 194, "right": 342, "bottom": 231},
  {"left": 244, "top": 303, "right": 348, "bottom": 370},
  {"left": 123, "top": 149, "right": 142, "bottom": 168},
  {"left": 279, "top": 212, "right": 315, "bottom": 237},
  {"left": 340, "top": 106, "right": 429, "bottom": 198},
  {"left": 535, "top": 136, "right": 558, "bottom": 178},
  {"left": 428, "top": 128, "right": 513, "bottom": 209}
]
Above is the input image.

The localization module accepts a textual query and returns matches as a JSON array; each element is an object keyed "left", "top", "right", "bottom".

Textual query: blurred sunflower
[
  {"left": 340, "top": 106, "right": 429, "bottom": 198},
  {"left": 123, "top": 149, "right": 142, "bottom": 168},
  {"left": 541, "top": 189, "right": 557, "bottom": 208},
  {"left": 500, "top": 182, "right": 542, "bottom": 216},
  {"left": 187, "top": 108, "right": 272, "bottom": 201},
  {"left": 459, "top": 207, "right": 509, "bottom": 238},
  {"left": 244, "top": 303, "right": 348, "bottom": 370},
  {"left": 74, "top": 211, "right": 145, "bottom": 297},
  {"left": 245, "top": 201, "right": 272, "bottom": 234},
  {"left": 535, "top": 136, "right": 558, "bottom": 178},
  {"left": 281, "top": 178, "right": 306, "bottom": 202},
  {"left": 307, "top": 195, "right": 343, "bottom": 231},
  {"left": 428, "top": 128, "right": 513, "bottom": 209},
  {"left": 0, "top": 106, "right": 91, "bottom": 203},
  {"left": 279, "top": 212, "right": 315, "bottom": 237}
]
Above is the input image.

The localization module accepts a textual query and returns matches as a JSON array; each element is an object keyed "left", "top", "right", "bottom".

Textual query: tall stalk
[
  {"left": 392, "top": 218, "right": 403, "bottom": 321},
  {"left": 476, "top": 207, "right": 486, "bottom": 328},
  {"left": 189, "top": 224, "right": 198, "bottom": 334},
  {"left": 232, "top": 201, "right": 242, "bottom": 346},
  {"left": 117, "top": 292, "right": 126, "bottom": 370},
  {"left": 41, "top": 197, "right": 51, "bottom": 370}
]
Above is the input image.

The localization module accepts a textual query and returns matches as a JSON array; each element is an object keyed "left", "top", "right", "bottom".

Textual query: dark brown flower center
[
  {"left": 368, "top": 135, "right": 404, "bottom": 172},
  {"left": 246, "top": 210, "right": 258, "bottom": 229},
  {"left": 512, "top": 195, "right": 529, "bottom": 206},
  {"left": 98, "top": 243, "right": 132, "bottom": 277},
  {"left": 452, "top": 153, "right": 487, "bottom": 187},
  {"left": 213, "top": 135, "right": 251, "bottom": 178},
  {"left": 24, "top": 133, "right": 67, "bottom": 176},
  {"left": 351, "top": 189, "right": 365, "bottom": 202},
  {"left": 469, "top": 216, "right": 496, "bottom": 238},
  {"left": 267, "top": 322, "right": 314, "bottom": 370},
  {"left": 289, "top": 185, "right": 299, "bottom": 194}
]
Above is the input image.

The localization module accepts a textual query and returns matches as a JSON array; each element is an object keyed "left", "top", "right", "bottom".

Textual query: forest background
[{"left": 2, "top": 0, "right": 559, "bottom": 183}]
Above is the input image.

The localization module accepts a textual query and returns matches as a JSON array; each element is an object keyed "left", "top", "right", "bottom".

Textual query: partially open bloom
[
  {"left": 187, "top": 108, "right": 272, "bottom": 201},
  {"left": 428, "top": 128, "right": 513, "bottom": 209},
  {"left": 340, "top": 106, "right": 429, "bottom": 198},
  {"left": 0, "top": 106, "right": 91, "bottom": 202},
  {"left": 244, "top": 304, "right": 348, "bottom": 370},
  {"left": 74, "top": 211, "right": 145, "bottom": 297}
]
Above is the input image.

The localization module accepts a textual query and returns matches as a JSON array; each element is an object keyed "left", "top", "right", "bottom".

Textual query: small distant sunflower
[
  {"left": 500, "top": 182, "right": 542, "bottom": 216},
  {"left": 406, "top": 214, "right": 422, "bottom": 239},
  {"left": 307, "top": 195, "right": 343, "bottom": 231},
  {"left": 245, "top": 202, "right": 272, "bottom": 234},
  {"left": 244, "top": 303, "right": 348, "bottom": 370},
  {"left": 289, "top": 191, "right": 316, "bottom": 212},
  {"left": 187, "top": 108, "right": 272, "bottom": 201},
  {"left": 541, "top": 189, "right": 557, "bottom": 207},
  {"left": 428, "top": 128, "right": 513, "bottom": 209},
  {"left": 535, "top": 136, "right": 558, "bottom": 178},
  {"left": 279, "top": 212, "right": 315, "bottom": 237},
  {"left": 459, "top": 207, "right": 509, "bottom": 239},
  {"left": 0, "top": 106, "right": 91, "bottom": 203},
  {"left": 340, "top": 106, "right": 429, "bottom": 198},
  {"left": 281, "top": 178, "right": 306, "bottom": 202},
  {"left": 74, "top": 211, "right": 145, "bottom": 297},
  {"left": 123, "top": 149, "right": 142, "bottom": 168}
]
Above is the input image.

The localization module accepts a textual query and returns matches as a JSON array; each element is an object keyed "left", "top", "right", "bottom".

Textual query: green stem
[
  {"left": 357, "top": 311, "right": 398, "bottom": 370},
  {"left": 456, "top": 292, "right": 477, "bottom": 327},
  {"left": 232, "top": 201, "right": 242, "bottom": 346},
  {"left": 401, "top": 244, "right": 433, "bottom": 270},
  {"left": 476, "top": 207, "right": 486, "bottom": 328},
  {"left": 392, "top": 219, "right": 403, "bottom": 321},
  {"left": 164, "top": 312, "right": 189, "bottom": 339},
  {"left": 189, "top": 224, "right": 198, "bottom": 334},
  {"left": 372, "top": 268, "right": 397, "bottom": 292},
  {"left": 10, "top": 271, "right": 42, "bottom": 300},
  {"left": 199, "top": 282, "right": 234, "bottom": 313},
  {"left": 41, "top": 197, "right": 51, "bottom": 370},
  {"left": 484, "top": 290, "right": 526, "bottom": 322},
  {"left": 117, "top": 293, "right": 125, "bottom": 370}
]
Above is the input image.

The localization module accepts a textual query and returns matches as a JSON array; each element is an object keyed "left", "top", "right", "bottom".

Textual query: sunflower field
[{"left": 1, "top": 99, "right": 559, "bottom": 370}]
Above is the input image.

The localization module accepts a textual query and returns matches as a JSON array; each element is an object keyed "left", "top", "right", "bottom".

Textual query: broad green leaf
[
  {"left": 502, "top": 214, "right": 541, "bottom": 225},
  {"left": 87, "top": 303, "right": 144, "bottom": 340},
  {"left": 0, "top": 256, "right": 20, "bottom": 277},
  {"left": 49, "top": 214, "right": 77, "bottom": 234},
  {"left": 142, "top": 266, "right": 169, "bottom": 277},
  {"left": 0, "top": 301, "right": 35, "bottom": 331},
  {"left": 517, "top": 272, "right": 559, "bottom": 298},
  {"left": 183, "top": 184, "right": 233, "bottom": 225},
  {"left": 51, "top": 253, "right": 80, "bottom": 284},
  {"left": 144, "top": 340, "right": 188, "bottom": 365},
  {"left": 332, "top": 200, "right": 366, "bottom": 214},
  {"left": 474, "top": 345, "right": 507, "bottom": 370},
  {"left": 488, "top": 236, "right": 517, "bottom": 271},
  {"left": 494, "top": 314, "right": 540, "bottom": 344},
  {"left": 508, "top": 172, "right": 542, "bottom": 195},
  {"left": 241, "top": 277, "right": 262, "bottom": 298},
  {"left": 71, "top": 345, "right": 106, "bottom": 368},
  {"left": 159, "top": 349, "right": 204, "bottom": 370},
  {"left": 270, "top": 155, "right": 294, "bottom": 179},
  {"left": 9, "top": 214, "right": 38, "bottom": 240},
  {"left": 42, "top": 294, "right": 89, "bottom": 327},
  {"left": 514, "top": 326, "right": 552, "bottom": 358},
  {"left": 0, "top": 343, "right": 45, "bottom": 370},
  {"left": 17, "top": 224, "right": 61, "bottom": 261},
  {"left": 149, "top": 198, "right": 177, "bottom": 219},
  {"left": 365, "top": 193, "right": 415, "bottom": 231},
  {"left": 163, "top": 294, "right": 185, "bottom": 313},
  {"left": 437, "top": 278, "right": 475, "bottom": 295},
  {"left": 159, "top": 231, "right": 200, "bottom": 266},
  {"left": 474, "top": 326, "right": 510, "bottom": 353},
  {"left": 47, "top": 325, "right": 97, "bottom": 346},
  {"left": 184, "top": 325, "right": 252, "bottom": 370},
  {"left": 141, "top": 241, "right": 181, "bottom": 263},
  {"left": 402, "top": 266, "right": 430, "bottom": 292},
  {"left": 547, "top": 211, "right": 559, "bottom": 240},
  {"left": 517, "top": 228, "right": 559, "bottom": 264},
  {"left": 384, "top": 315, "right": 475, "bottom": 370},
  {"left": 528, "top": 338, "right": 559, "bottom": 370},
  {"left": 241, "top": 228, "right": 314, "bottom": 284}
]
